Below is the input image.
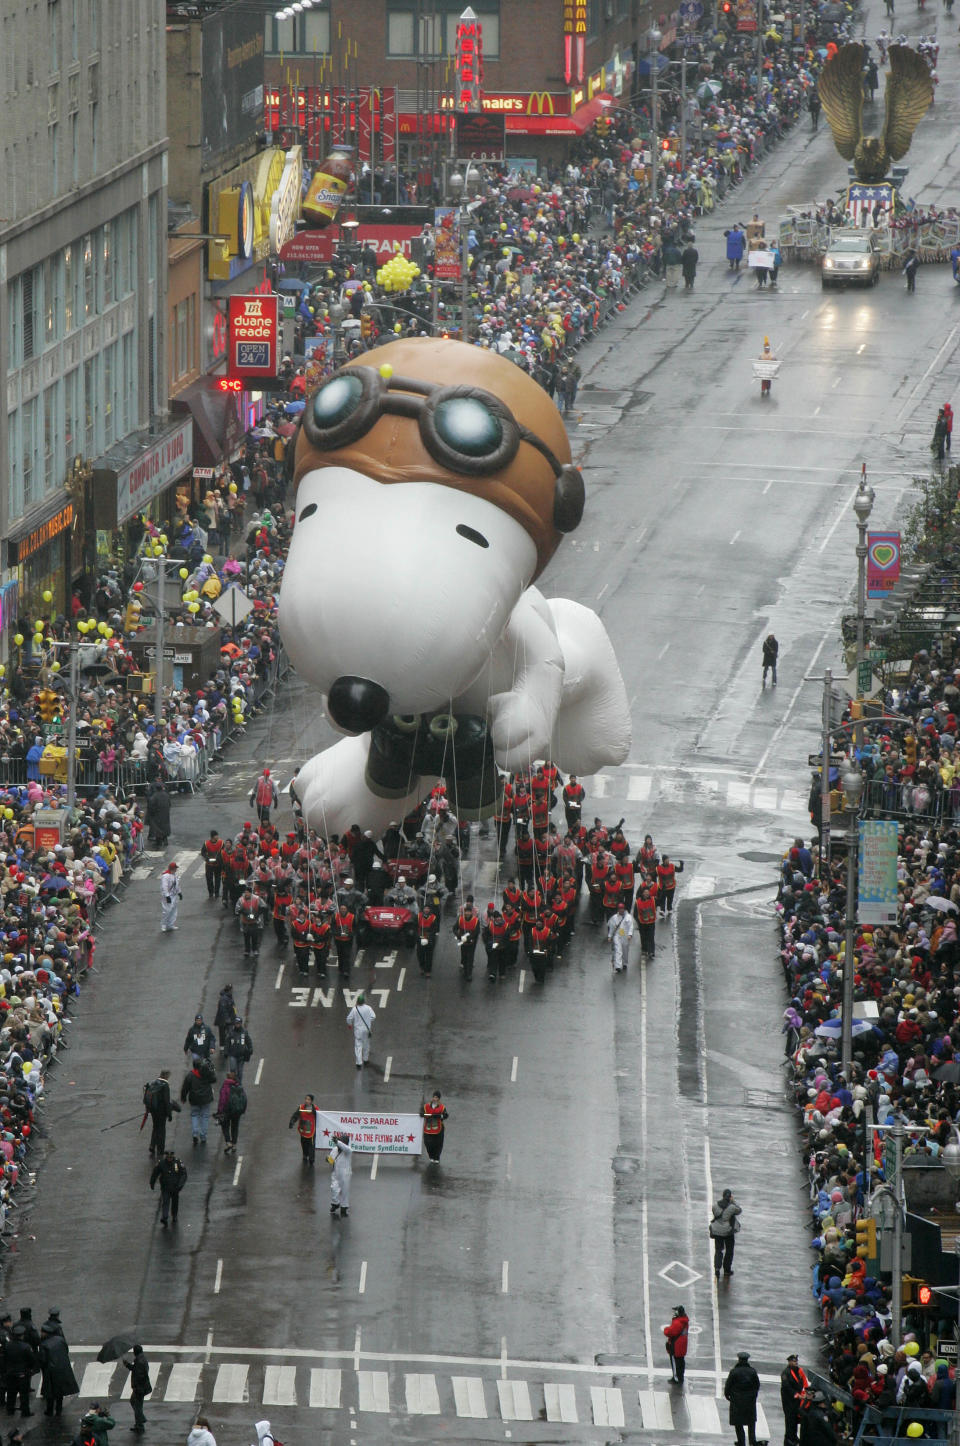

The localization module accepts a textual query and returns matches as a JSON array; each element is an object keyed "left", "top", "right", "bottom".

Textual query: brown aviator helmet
[{"left": 292, "top": 337, "right": 585, "bottom": 578}]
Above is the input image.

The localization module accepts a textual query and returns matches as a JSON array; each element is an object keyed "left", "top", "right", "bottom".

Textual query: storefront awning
[
  {"left": 504, "top": 93, "right": 614, "bottom": 137},
  {"left": 172, "top": 380, "right": 245, "bottom": 469}
]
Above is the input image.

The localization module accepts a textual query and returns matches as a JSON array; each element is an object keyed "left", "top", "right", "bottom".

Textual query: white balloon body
[{"left": 279, "top": 464, "right": 631, "bottom": 836}]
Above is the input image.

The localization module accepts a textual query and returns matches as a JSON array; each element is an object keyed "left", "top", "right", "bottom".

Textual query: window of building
[
  {"left": 44, "top": 381, "right": 59, "bottom": 489},
  {"left": 43, "top": 254, "right": 63, "bottom": 347},
  {"left": 22, "top": 267, "right": 38, "bottom": 362},
  {"left": 444, "top": 9, "right": 499, "bottom": 58},
  {"left": 387, "top": 10, "right": 415, "bottom": 55},
  {"left": 102, "top": 219, "right": 113, "bottom": 306},
  {"left": 587, "top": 0, "right": 600, "bottom": 38},
  {"left": 71, "top": 0, "right": 78, "bottom": 61},
  {"left": 8, "top": 277, "right": 21, "bottom": 369},
  {"left": 64, "top": 367, "right": 78, "bottom": 456},
  {"left": 125, "top": 207, "right": 137, "bottom": 295},
  {"left": 83, "top": 233, "right": 95, "bottom": 317},
  {"left": 103, "top": 341, "right": 115, "bottom": 447},
  {"left": 83, "top": 355, "right": 96, "bottom": 455},
  {"left": 71, "top": 111, "right": 78, "bottom": 184},
  {"left": 121, "top": 330, "right": 135, "bottom": 435},
  {"left": 49, "top": 0, "right": 60, "bottom": 75},
  {"left": 148, "top": 194, "right": 157, "bottom": 283},
  {"left": 50, "top": 119, "right": 59, "bottom": 193},
  {"left": 265, "top": 10, "right": 330, "bottom": 52},
  {"left": 89, "top": 0, "right": 99, "bottom": 53},
  {"left": 7, "top": 411, "right": 22, "bottom": 522},
  {"left": 91, "top": 99, "right": 98, "bottom": 172},
  {"left": 64, "top": 242, "right": 78, "bottom": 331},
  {"left": 22, "top": 398, "right": 37, "bottom": 507}
]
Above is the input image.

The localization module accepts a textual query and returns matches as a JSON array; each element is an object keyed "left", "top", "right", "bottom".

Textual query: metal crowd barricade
[{"left": 863, "top": 776, "right": 950, "bottom": 826}]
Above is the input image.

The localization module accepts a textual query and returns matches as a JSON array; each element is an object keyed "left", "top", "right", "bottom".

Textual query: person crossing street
[
  {"left": 149, "top": 1150, "right": 188, "bottom": 1226},
  {"left": 249, "top": 768, "right": 279, "bottom": 823},
  {"left": 327, "top": 1133, "right": 352, "bottom": 1217},
  {"left": 160, "top": 862, "right": 181, "bottom": 932},
  {"left": 200, "top": 830, "right": 224, "bottom": 899},
  {"left": 215, "top": 1070, "right": 247, "bottom": 1155},
  {"left": 289, "top": 1094, "right": 319, "bottom": 1165},
  {"left": 607, "top": 901, "right": 634, "bottom": 972}
]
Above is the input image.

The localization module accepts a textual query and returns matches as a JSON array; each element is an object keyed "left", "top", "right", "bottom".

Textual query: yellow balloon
[
  {"left": 202, "top": 554, "right": 213, "bottom": 565},
  {"left": 159, "top": 534, "right": 168, "bottom": 545},
  {"left": 3, "top": 809, "right": 13, "bottom": 821},
  {"left": 42, "top": 590, "right": 52, "bottom": 603},
  {"left": 379, "top": 364, "right": 394, "bottom": 380},
  {"left": 904, "top": 1341, "right": 920, "bottom": 1357},
  {"left": 34, "top": 620, "right": 44, "bottom": 633},
  {"left": 51, "top": 661, "right": 60, "bottom": 672},
  {"left": 229, "top": 482, "right": 237, "bottom": 495},
  {"left": 572, "top": 233, "right": 581, "bottom": 243},
  {"left": 500, "top": 223, "right": 507, "bottom": 231},
  {"left": 188, "top": 602, "right": 200, "bottom": 614},
  {"left": 13, "top": 634, "right": 23, "bottom": 647},
  {"left": 0, "top": 666, "right": 5, "bottom": 678},
  {"left": 104, "top": 628, "right": 113, "bottom": 640},
  {"left": 906, "top": 1425, "right": 923, "bottom": 1439},
  {"left": 98, "top": 622, "right": 108, "bottom": 636},
  {"left": 179, "top": 567, "right": 189, "bottom": 579},
  {"left": 32, "top": 635, "right": 43, "bottom": 648}
]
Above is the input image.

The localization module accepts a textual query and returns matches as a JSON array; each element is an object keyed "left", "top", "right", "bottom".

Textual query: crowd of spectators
[{"left": 776, "top": 649, "right": 960, "bottom": 1435}]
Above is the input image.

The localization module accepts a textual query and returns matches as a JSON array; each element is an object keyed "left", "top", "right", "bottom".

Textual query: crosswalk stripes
[
  {"left": 583, "top": 768, "right": 806, "bottom": 818},
  {"left": 75, "top": 1360, "right": 779, "bottom": 1432}
]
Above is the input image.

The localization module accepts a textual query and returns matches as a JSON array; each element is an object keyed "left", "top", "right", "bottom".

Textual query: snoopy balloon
[{"left": 279, "top": 337, "right": 630, "bottom": 835}]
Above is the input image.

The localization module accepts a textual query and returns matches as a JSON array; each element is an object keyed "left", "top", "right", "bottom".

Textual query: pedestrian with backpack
[
  {"left": 75, "top": 1403, "right": 115, "bottom": 1446},
  {"left": 142, "top": 1070, "right": 180, "bottom": 1157},
  {"left": 215, "top": 1071, "right": 247, "bottom": 1155},
  {"left": 149, "top": 1151, "right": 188, "bottom": 1226},
  {"left": 180, "top": 1060, "right": 215, "bottom": 1146},
  {"left": 224, "top": 1017, "right": 253, "bottom": 1083}
]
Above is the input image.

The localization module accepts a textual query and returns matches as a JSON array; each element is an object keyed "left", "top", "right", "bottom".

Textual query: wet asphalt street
[{"left": 8, "top": 6, "right": 960, "bottom": 1440}]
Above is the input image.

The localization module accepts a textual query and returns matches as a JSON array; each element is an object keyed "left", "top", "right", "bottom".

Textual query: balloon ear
[{"left": 554, "top": 465, "right": 585, "bottom": 533}]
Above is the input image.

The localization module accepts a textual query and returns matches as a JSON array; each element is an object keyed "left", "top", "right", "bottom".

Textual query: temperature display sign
[{"left": 227, "top": 294, "right": 279, "bottom": 378}]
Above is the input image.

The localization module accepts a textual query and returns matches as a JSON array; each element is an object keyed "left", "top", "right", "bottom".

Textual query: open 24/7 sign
[{"left": 227, "top": 294, "right": 280, "bottom": 378}]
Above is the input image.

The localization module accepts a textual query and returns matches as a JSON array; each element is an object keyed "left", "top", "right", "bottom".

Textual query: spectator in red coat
[{"left": 663, "top": 1305, "right": 689, "bottom": 1386}]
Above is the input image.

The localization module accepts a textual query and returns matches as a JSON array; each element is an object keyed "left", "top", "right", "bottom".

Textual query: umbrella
[
  {"left": 284, "top": 400, "right": 306, "bottom": 416},
  {"left": 925, "top": 896, "right": 957, "bottom": 913},
  {"left": 934, "top": 1060, "right": 960, "bottom": 1083},
  {"left": 697, "top": 80, "right": 723, "bottom": 100},
  {"left": 814, "top": 1018, "right": 874, "bottom": 1038},
  {"left": 97, "top": 1335, "right": 137, "bottom": 1363},
  {"left": 506, "top": 186, "right": 535, "bottom": 203},
  {"left": 276, "top": 278, "right": 310, "bottom": 293},
  {"left": 276, "top": 421, "right": 298, "bottom": 437}
]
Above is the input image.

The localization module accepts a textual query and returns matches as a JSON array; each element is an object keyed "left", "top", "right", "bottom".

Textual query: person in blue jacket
[{"left": 726, "top": 225, "right": 746, "bottom": 271}]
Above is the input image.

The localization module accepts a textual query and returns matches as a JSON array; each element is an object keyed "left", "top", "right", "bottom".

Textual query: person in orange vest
[
  {"left": 483, "top": 905, "right": 509, "bottom": 979},
  {"left": 280, "top": 831, "right": 299, "bottom": 862},
  {"left": 656, "top": 854, "right": 678, "bottom": 917},
  {"left": 602, "top": 869, "right": 621, "bottom": 926},
  {"left": 615, "top": 854, "right": 635, "bottom": 909},
  {"left": 502, "top": 878, "right": 522, "bottom": 914},
  {"left": 512, "top": 778, "right": 531, "bottom": 832},
  {"left": 562, "top": 774, "right": 585, "bottom": 830},
  {"left": 289, "top": 901, "right": 313, "bottom": 976},
  {"left": 528, "top": 913, "right": 553, "bottom": 980},
  {"left": 416, "top": 898, "right": 439, "bottom": 975},
  {"left": 249, "top": 768, "right": 279, "bottom": 823},
  {"left": 780, "top": 1354, "right": 809, "bottom": 1445},
  {"left": 609, "top": 825, "right": 630, "bottom": 861},
  {"left": 515, "top": 828, "right": 535, "bottom": 888},
  {"left": 542, "top": 759, "right": 561, "bottom": 805},
  {"left": 493, "top": 778, "right": 514, "bottom": 860},
  {"left": 502, "top": 902, "right": 523, "bottom": 971},
  {"left": 454, "top": 897, "right": 480, "bottom": 978},
  {"left": 288, "top": 1093, "right": 319, "bottom": 1165},
  {"left": 588, "top": 849, "right": 612, "bottom": 924},
  {"left": 521, "top": 882, "right": 543, "bottom": 949},
  {"left": 200, "top": 829, "right": 224, "bottom": 899},
  {"left": 272, "top": 880, "right": 293, "bottom": 948},
  {"left": 634, "top": 882, "right": 658, "bottom": 959},
  {"left": 309, "top": 909, "right": 332, "bottom": 977},
  {"left": 420, "top": 1090, "right": 449, "bottom": 1162},
  {"left": 333, "top": 905, "right": 356, "bottom": 978},
  {"left": 636, "top": 833, "right": 659, "bottom": 883}
]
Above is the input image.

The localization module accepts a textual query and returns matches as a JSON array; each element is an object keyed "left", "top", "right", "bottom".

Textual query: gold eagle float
[{"left": 818, "top": 43, "right": 933, "bottom": 183}]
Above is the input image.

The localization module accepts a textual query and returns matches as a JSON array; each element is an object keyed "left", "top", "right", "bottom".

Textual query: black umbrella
[{"left": 97, "top": 1335, "right": 137, "bottom": 1363}]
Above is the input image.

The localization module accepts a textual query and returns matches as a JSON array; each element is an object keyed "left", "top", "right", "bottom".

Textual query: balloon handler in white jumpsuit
[
  {"left": 328, "top": 1134, "right": 352, "bottom": 1217},
  {"left": 607, "top": 902, "right": 634, "bottom": 973},
  {"left": 346, "top": 993, "right": 376, "bottom": 1068}
]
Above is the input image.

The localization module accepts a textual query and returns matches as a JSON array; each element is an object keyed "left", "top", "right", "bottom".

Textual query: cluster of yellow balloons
[
  {"left": 181, "top": 588, "right": 203, "bottom": 615},
  {"left": 77, "top": 619, "right": 114, "bottom": 640},
  {"left": 144, "top": 532, "right": 169, "bottom": 558},
  {"left": 377, "top": 255, "right": 420, "bottom": 293},
  {"left": 231, "top": 694, "right": 245, "bottom": 724}
]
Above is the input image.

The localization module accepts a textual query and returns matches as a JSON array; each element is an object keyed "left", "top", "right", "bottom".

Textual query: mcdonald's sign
[{"left": 526, "top": 91, "right": 556, "bottom": 116}]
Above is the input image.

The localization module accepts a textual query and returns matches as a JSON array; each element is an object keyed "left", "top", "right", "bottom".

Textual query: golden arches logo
[{"left": 526, "top": 91, "right": 556, "bottom": 116}]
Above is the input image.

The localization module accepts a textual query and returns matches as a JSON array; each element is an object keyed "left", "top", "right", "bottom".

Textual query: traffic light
[
  {"left": 36, "top": 688, "right": 60, "bottom": 723},
  {"left": 360, "top": 312, "right": 373, "bottom": 341},
  {"left": 855, "top": 1216, "right": 877, "bottom": 1260},
  {"left": 905, "top": 732, "right": 917, "bottom": 765},
  {"left": 721, "top": 2, "right": 733, "bottom": 13},
  {"left": 124, "top": 600, "right": 142, "bottom": 632},
  {"left": 917, "top": 1283, "right": 934, "bottom": 1307}
]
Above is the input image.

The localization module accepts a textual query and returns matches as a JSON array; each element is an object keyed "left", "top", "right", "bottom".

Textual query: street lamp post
[
  {"left": 854, "top": 469, "right": 875, "bottom": 698},
  {"left": 841, "top": 763, "right": 863, "bottom": 1078},
  {"left": 449, "top": 162, "right": 478, "bottom": 343},
  {"left": 649, "top": 29, "right": 662, "bottom": 206}
]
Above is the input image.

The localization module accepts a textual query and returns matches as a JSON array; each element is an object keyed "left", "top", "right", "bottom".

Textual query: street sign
[
  {"left": 213, "top": 586, "right": 255, "bottom": 630},
  {"left": 866, "top": 648, "right": 887, "bottom": 663},
  {"left": 808, "top": 754, "right": 845, "bottom": 767},
  {"left": 857, "top": 659, "right": 873, "bottom": 696},
  {"left": 144, "top": 645, "right": 176, "bottom": 660}
]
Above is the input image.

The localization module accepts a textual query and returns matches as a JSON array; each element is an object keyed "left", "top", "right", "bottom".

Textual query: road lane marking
[
  {"left": 358, "top": 1371, "right": 389, "bottom": 1412},
  {"left": 354, "top": 1328, "right": 361, "bottom": 1372},
  {"left": 510, "top": 1056, "right": 518, "bottom": 1083},
  {"left": 383, "top": 1056, "right": 392, "bottom": 1083},
  {"left": 163, "top": 1363, "right": 203, "bottom": 1401},
  {"left": 452, "top": 1377, "right": 487, "bottom": 1417},
  {"left": 832, "top": 376, "right": 841, "bottom": 388},
  {"left": 638, "top": 1389, "right": 674, "bottom": 1429},
  {"left": 370, "top": 1153, "right": 379, "bottom": 1181},
  {"left": 359, "top": 1260, "right": 368, "bottom": 1294},
  {"left": 545, "top": 1382, "right": 578, "bottom": 1422},
  {"left": 212, "top": 1363, "right": 248, "bottom": 1402},
  {"left": 705, "top": 1137, "right": 723, "bottom": 1391},
  {"left": 232, "top": 1155, "right": 243, "bottom": 1187},
  {"left": 263, "top": 1365, "right": 297, "bottom": 1406},
  {"left": 254, "top": 1058, "right": 264, "bottom": 1086},
  {"left": 214, "top": 1258, "right": 223, "bottom": 1294},
  {"left": 497, "top": 1379, "right": 533, "bottom": 1421},
  {"left": 729, "top": 530, "right": 740, "bottom": 545},
  {"left": 274, "top": 965, "right": 284, "bottom": 990},
  {"left": 857, "top": 342, "right": 865, "bottom": 354},
  {"left": 640, "top": 960, "right": 653, "bottom": 1381},
  {"left": 657, "top": 642, "right": 670, "bottom": 660},
  {"left": 309, "top": 1368, "right": 341, "bottom": 1408},
  {"left": 78, "top": 1364, "right": 115, "bottom": 1397},
  {"left": 591, "top": 1386, "right": 625, "bottom": 1427},
  {"left": 597, "top": 582, "right": 609, "bottom": 600},
  {"left": 397, "top": 968, "right": 405, "bottom": 992},
  {"left": 405, "top": 1373, "right": 441, "bottom": 1414},
  {"left": 518, "top": 970, "right": 525, "bottom": 993},
  {"left": 762, "top": 479, "right": 772, "bottom": 494},
  {"left": 813, "top": 405, "right": 821, "bottom": 415},
  {"left": 688, "top": 1393, "right": 722, "bottom": 1432},
  {"left": 501, "top": 1260, "right": 509, "bottom": 1293}
]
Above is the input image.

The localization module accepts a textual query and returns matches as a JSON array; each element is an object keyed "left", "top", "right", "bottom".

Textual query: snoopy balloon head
[{"left": 279, "top": 337, "right": 629, "bottom": 833}]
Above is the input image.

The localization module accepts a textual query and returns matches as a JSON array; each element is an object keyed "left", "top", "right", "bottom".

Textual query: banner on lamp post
[
  {"left": 866, "top": 531, "right": 901, "bottom": 598},
  {"left": 433, "top": 208, "right": 462, "bottom": 280},
  {"left": 857, "top": 819, "right": 899, "bottom": 925}
]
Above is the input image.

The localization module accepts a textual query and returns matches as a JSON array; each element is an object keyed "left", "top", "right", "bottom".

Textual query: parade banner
[
  {"left": 858, "top": 819, "right": 899, "bottom": 925},
  {"left": 433, "top": 207, "right": 462, "bottom": 281},
  {"left": 303, "top": 335, "right": 328, "bottom": 393},
  {"left": 317, "top": 1109, "right": 424, "bottom": 1155},
  {"left": 866, "top": 531, "right": 901, "bottom": 598}
]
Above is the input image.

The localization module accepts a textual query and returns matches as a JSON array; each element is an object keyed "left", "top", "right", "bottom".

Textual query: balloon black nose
[{"left": 327, "top": 676, "right": 390, "bottom": 733}]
